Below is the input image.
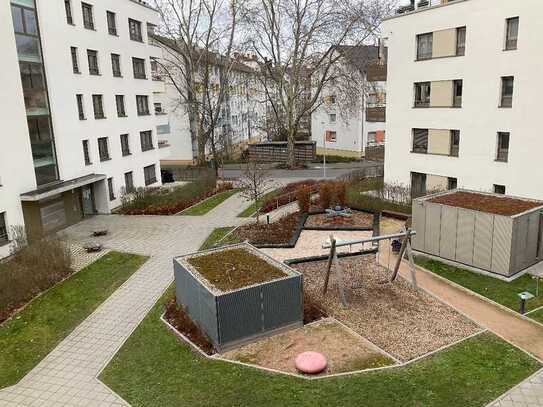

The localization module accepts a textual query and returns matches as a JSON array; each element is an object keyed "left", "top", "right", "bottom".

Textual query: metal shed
[{"left": 412, "top": 190, "right": 543, "bottom": 278}]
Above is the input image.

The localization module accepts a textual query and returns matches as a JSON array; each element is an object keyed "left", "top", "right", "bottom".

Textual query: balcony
[
  {"left": 366, "top": 64, "right": 387, "bottom": 82},
  {"left": 366, "top": 107, "right": 386, "bottom": 122},
  {"left": 396, "top": 0, "right": 456, "bottom": 15}
]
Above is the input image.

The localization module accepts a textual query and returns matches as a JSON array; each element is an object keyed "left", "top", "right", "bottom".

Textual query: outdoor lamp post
[
  {"left": 518, "top": 291, "right": 535, "bottom": 314},
  {"left": 321, "top": 121, "right": 327, "bottom": 178}
]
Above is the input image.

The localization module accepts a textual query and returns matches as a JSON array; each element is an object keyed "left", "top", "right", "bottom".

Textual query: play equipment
[
  {"left": 294, "top": 351, "right": 328, "bottom": 374},
  {"left": 321, "top": 228, "right": 418, "bottom": 306}
]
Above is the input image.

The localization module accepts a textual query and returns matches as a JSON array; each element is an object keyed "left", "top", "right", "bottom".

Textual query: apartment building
[
  {"left": 383, "top": 0, "right": 541, "bottom": 198},
  {"left": 311, "top": 45, "right": 387, "bottom": 159},
  {"left": 0, "top": 0, "right": 168, "bottom": 258}
]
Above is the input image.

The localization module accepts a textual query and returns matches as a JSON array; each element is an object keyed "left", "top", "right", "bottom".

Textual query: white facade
[{"left": 383, "top": 0, "right": 543, "bottom": 198}]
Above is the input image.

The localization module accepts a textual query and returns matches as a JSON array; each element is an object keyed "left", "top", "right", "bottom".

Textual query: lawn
[
  {"left": 416, "top": 257, "right": 543, "bottom": 312},
  {"left": 0, "top": 251, "right": 148, "bottom": 389},
  {"left": 180, "top": 189, "right": 240, "bottom": 216},
  {"left": 528, "top": 308, "right": 543, "bottom": 325},
  {"left": 99, "top": 288, "right": 540, "bottom": 407},
  {"left": 238, "top": 189, "right": 278, "bottom": 218},
  {"left": 199, "top": 227, "right": 236, "bottom": 250}
]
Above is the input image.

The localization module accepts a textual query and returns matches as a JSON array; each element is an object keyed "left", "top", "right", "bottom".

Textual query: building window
[
  {"left": 125, "top": 171, "right": 134, "bottom": 193},
  {"left": 150, "top": 57, "right": 161, "bottom": 80},
  {"left": 92, "top": 94, "right": 105, "bottom": 119},
  {"left": 82, "top": 2, "right": 94, "bottom": 30},
  {"left": 87, "top": 49, "right": 99, "bottom": 75},
  {"left": 120, "top": 134, "right": 130, "bottom": 156},
  {"left": 136, "top": 95, "right": 150, "bottom": 116},
  {"left": 82, "top": 140, "right": 91, "bottom": 165},
  {"left": 448, "top": 177, "right": 458, "bottom": 191},
  {"left": 65, "top": 0, "right": 74, "bottom": 25},
  {"left": 12, "top": 4, "right": 37, "bottom": 36},
  {"left": 411, "top": 172, "right": 427, "bottom": 199},
  {"left": 144, "top": 164, "right": 157, "bottom": 186},
  {"left": 450, "top": 130, "right": 460, "bottom": 157},
  {"left": 154, "top": 102, "right": 164, "bottom": 114},
  {"left": 325, "top": 130, "right": 337, "bottom": 143},
  {"left": 106, "top": 11, "right": 117, "bottom": 36},
  {"left": 0, "top": 213, "right": 8, "bottom": 246},
  {"left": 496, "top": 132, "right": 510, "bottom": 162},
  {"left": 414, "top": 82, "right": 431, "bottom": 107},
  {"left": 456, "top": 27, "right": 466, "bottom": 56},
  {"left": 505, "top": 17, "right": 519, "bottom": 51},
  {"left": 116, "top": 95, "right": 126, "bottom": 117},
  {"left": 111, "top": 53, "right": 122, "bottom": 77},
  {"left": 107, "top": 178, "right": 115, "bottom": 201},
  {"left": 71, "top": 47, "right": 80, "bottom": 73},
  {"left": 453, "top": 80, "right": 463, "bottom": 107},
  {"left": 412, "top": 128, "right": 428, "bottom": 153},
  {"left": 98, "top": 137, "right": 110, "bottom": 161},
  {"left": 500, "top": 76, "right": 514, "bottom": 108},
  {"left": 329, "top": 113, "right": 336, "bottom": 123},
  {"left": 416, "top": 32, "right": 433, "bottom": 60},
  {"left": 147, "top": 23, "right": 156, "bottom": 39},
  {"left": 140, "top": 130, "right": 154, "bottom": 151},
  {"left": 494, "top": 184, "right": 506, "bottom": 194},
  {"left": 132, "top": 58, "right": 146, "bottom": 79},
  {"left": 76, "top": 94, "right": 85, "bottom": 120},
  {"left": 129, "top": 18, "right": 142, "bottom": 42}
]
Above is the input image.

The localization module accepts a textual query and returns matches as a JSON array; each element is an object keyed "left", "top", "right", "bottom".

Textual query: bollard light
[{"left": 518, "top": 291, "right": 535, "bottom": 314}]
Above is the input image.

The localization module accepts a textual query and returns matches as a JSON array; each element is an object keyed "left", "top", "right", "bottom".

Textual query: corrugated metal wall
[{"left": 511, "top": 211, "right": 542, "bottom": 274}]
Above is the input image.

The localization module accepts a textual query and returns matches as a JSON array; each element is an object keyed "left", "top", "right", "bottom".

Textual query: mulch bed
[
  {"left": 232, "top": 213, "right": 301, "bottom": 246},
  {"left": 293, "top": 255, "right": 481, "bottom": 362},
  {"left": 164, "top": 298, "right": 215, "bottom": 355},
  {"left": 187, "top": 248, "right": 286, "bottom": 292},
  {"left": 429, "top": 191, "right": 542, "bottom": 216},
  {"left": 303, "top": 293, "right": 327, "bottom": 324},
  {"left": 304, "top": 211, "right": 374, "bottom": 229}
]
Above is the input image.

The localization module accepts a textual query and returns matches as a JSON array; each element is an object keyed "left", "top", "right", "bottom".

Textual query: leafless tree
[
  {"left": 241, "top": 0, "right": 395, "bottom": 167},
  {"left": 238, "top": 160, "right": 271, "bottom": 221},
  {"left": 152, "top": 0, "right": 244, "bottom": 167}
]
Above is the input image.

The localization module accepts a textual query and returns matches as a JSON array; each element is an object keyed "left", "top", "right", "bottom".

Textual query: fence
[
  {"left": 161, "top": 165, "right": 216, "bottom": 182},
  {"left": 248, "top": 141, "right": 316, "bottom": 163}
]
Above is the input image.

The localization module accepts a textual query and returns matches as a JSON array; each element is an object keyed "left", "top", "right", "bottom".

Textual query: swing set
[{"left": 321, "top": 228, "right": 418, "bottom": 306}]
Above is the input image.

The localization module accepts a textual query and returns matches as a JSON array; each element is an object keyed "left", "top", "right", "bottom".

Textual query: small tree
[{"left": 238, "top": 160, "right": 271, "bottom": 222}]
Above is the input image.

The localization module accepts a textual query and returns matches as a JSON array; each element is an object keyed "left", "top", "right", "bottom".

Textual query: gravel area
[
  {"left": 293, "top": 256, "right": 481, "bottom": 362},
  {"left": 305, "top": 211, "right": 374, "bottom": 229}
]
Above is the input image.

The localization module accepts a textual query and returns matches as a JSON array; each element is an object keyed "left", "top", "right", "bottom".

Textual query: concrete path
[{"left": 0, "top": 192, "right": 251, "bottom": 407}]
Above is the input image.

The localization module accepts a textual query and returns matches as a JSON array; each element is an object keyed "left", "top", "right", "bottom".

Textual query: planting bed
[
  {"left": 221, "top": 318, "right": 395, "bottom": 375},
  {"left": 304, "top": 210, "right": 374, "bottom": 229},
  {"left": 229, "top": 213, "right": 303, "bottom": 247},
  {"left": 293, "top": 255, "right": 481, "bottom": 361}
]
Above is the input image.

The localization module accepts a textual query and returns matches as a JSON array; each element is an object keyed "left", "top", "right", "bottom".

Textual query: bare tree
[
  {"left": 238, "top": 160, "right": 271, "bottom": 221},
  {"left": 242, "top": 0, "right": 394, "bottom": 168},
  {"left": 152, "top": 0, "right": 244, "bottom": 166}
]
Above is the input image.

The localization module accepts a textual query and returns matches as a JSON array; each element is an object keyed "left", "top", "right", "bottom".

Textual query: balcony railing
[
  {"left": 396, "top": 0, "right": 454, "bottom": 14},
  {"left": 366, "top": 107, "right": 386, "bottom": 122},
  {"left": 366, "top": 64, "right": 387, "bottom": 82}
]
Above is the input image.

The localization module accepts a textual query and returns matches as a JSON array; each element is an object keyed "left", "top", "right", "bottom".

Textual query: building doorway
[{"left": 81, "top": 185, "right": 95, "bottom": 216}]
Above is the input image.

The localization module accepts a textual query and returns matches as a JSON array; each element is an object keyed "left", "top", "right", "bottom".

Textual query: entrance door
[{"left": 81, "top": 185, "right": 95, "bottom": 216}]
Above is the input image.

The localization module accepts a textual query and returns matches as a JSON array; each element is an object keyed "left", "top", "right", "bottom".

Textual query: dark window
[
  {"left": 505, "top": 17, "right": 519, "bottom": 50},
  {"left": 82, "top": 3, "right": 94, "bottom": 30},
  {"left": 0, "top": 213, "right": 8, "bottom": 245},
  {"left": 411, "top": 172, "right": 427, "bottom": 199},
  {"left": 120, "top": 134, "right": 130, "bottom": 156},
  {"left": 140, "top": 130, "right": 153, "bottom": 151},
  {"left": 82, "top": 140, "right": 91, "bottom": 165},
  {"left": 496, "top": 132, "right": 510, "bottom": 162},
  {"left": 453, "top": 80, "right": 463, "bottom": 107},
  {"left": 116, "top": 95, "right": 126, "bottom": 117},
  {"left": 456, "top": 27, "right": 466, "bottom": 56},
  {"left": 71, "top": 47, "right": 80, "bottom": 73},
  {"left": 65, "top": 0, "right": 73, "bottom": 25},
  {"left": 448, "top": 177, "right": 458, "bottom": 191},
  {"left": 494, "top": 184, "right": 506, "bottom": 194},
  {"left": 27, "top": 117, "right": 58, "bottom": 185},
  {"left": 11, "top": 4, "right": 38, "bottom": 36},
  {"left": 136, "top": 95, "right": 150, "bottom": 115},
  {"left": 76, "top": 94, "right": 85, "bottom": 119},
  {"left": 412, "top": 128, "right": 428, "bottom": 153},
  {"left": 147, "top": 23, "right": 156, "bottom": 39},
  {"left": 450, "top": 130, "right": 460, "bottom": 157},
  {"left": 132, "top": 58, "right": 146, "bottom": 79},
  {"left": 416, "top": 33, "right": 433, "bottom": 60},
  {"left": 150, "top": 57, "right": 161, "bottom": 80},
  {"left": 500, "top": 76, "right": 514, "bottom": 107},
  {"left": 98, "top": 137, "right": 110, "bottom": 161},
  {"left": 107, "top": 178, "right": 115, "bottom": 201},
  {"left": 87, "top": 49, "right": 99, "bottom": 75},
  {"left": 144, "top": 164, "right": 157, "bottom": 186},
  {"left": 111, "top": 53, "right": 121, "bottom": 77},
  {"left": 107, "top": 11, "right": 117, "bottom": 35},
  {"left": 92, "top": 94, "right": 105, "bottom": 119},
  {"left": 129, "top": 18, "right": 142, "bottom": 42},
  {"left": 154, "top": 102, "right": 164, "bottom": 114},
  {"left": 19, "top": 62, "right": 47, "bottom": 112},
  {"left": 414, "top": 82, "right": 431, "bottom": 107},
  {"left": 124, "top": 171, "right": 134, "bottom": 192}
]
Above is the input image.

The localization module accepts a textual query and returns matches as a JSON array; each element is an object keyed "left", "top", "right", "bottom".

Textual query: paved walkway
[{"left": 0, "top": 192, "right": 251, "bottom": 407}]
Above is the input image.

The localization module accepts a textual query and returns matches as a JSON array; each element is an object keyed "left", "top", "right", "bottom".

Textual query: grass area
[
  {"left": 415, "top": 256, "right": 543, "bottom": 312},
  {"left": 346, "top": 178, "right": 411, "bottom": 215},
  {"left": 100, "top": 287, "right": 540, "bottom": 407},
  {"left": 237, "top": 189, "right": 278, "bottom": 218},
  {"left": 528, "top": 308, "right": 543, "bottom": 324},
  {"left": 199, "top": 227, "right": 236, "bottom": 251},
  {"left": 0, "top": 252, "right": 148, "bottom": 389},
  {"left": 179, "top": 189, "right": 239, "bottom": 216},
  {"left": 313, "top": 154, "right": 360, "bottom": 163}
]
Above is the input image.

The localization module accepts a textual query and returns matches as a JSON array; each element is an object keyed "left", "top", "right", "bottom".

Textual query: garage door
[{"left": 40, "top": 196, "right": 66, "bottom": 233}]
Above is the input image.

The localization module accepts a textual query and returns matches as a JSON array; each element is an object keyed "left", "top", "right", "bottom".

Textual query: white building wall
[
  {"left": 0, "top": 1, "right": 37, "bottom": 258},
  {"left": 312, "top": 106, "right": 363, "bottom": 156},
  {"left": 383, "top": 0, "right": 543, "bottom": 198}
]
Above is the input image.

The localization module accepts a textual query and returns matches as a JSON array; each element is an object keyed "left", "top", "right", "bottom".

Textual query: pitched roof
[{"left": 335, "top": 45, "right": 388, "bottom": 73}]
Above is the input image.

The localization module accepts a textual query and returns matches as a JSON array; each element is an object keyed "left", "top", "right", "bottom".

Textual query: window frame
[
  {"left": 64, "top": 0, "right": 74, "bottom": 25},
  {"left": 500, "top": 76, "right": 514, "bottom": 108},
  {"left": 107, "top": 177, "right": 116, "bottom": 201},
  {"left": 111, "top": 53, "right": 122, "bottom": 77},
  {"left": 136, "top": 95, "right": 150, "bottom": 116},
  {"left": 116, "top": 95, "right": 126, "bottom": 117},
  {"left": 132, "top": 57, "right": 147, "bottom": 79},
  {"left": 416, "top": 32, "right": 433, "bottom": 60},
  {"left": 496, "top": 132, "right": 510, "bottom": 162},
  {"left": 144, "top": 164, "right": 157, "bottom": 186},
  {"left": 124, "top": 171, "right": 135, "bottom": 193},
  {"left": 82, "top": 139, "right": 92, "bottom": 165},
  {"left": 0, "top": 212, "right": 8, "bottom": 246},
  {"left": 450, "top": 130, "right": 460, "bottom": 157},
  {"left": 456, "top": 26, "right": 466, "bottom": 56},
  {"left": 505, "top": 17, "right": 519, "bottom": 51},
  {"left": 106, "top": 11, "right": 117, "bottom": 36},
  {"left": 71, "top": 46, "right": 80, "bottom": 74},
  {"left": 140, "top": 130, "right": 154, "bottom": 151},
  {"left": 76, "top": 94, "right": 85, "bottom": 120},
  {"left": 87, "top": 49, "right": 99, "bottom": 75},
  {"left": 97, "top": 137, "right": 110, "bottom": 161},
  {"left": 494, "top": 184, "right": 506, "bottom": 195},
  {"left": 414, "top": 82, "right": 431, "bottom": 108},
  {"left": 120, "top": 134, "right": 131, "bottom": 156},
  {"left": 81, "top": 2, "right": 94, "bottom": 30},
  {"left": 129, "top": 18, "right": 143, "bottom": 42},
  {"left": 412, "top": 128, "right": 429, "bottom": 154},
  {"left": 92, "top": 94, "right": 105, "bottom": 119},
  {"left": 453, "top": 80, "right": 463, "bottom": 107}
]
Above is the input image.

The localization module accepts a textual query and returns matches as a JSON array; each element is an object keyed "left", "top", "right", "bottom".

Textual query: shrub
[
  {"left": 331, "top": 181, "right": 347, "bottom": 207},
  {"left": 296, "top": 186, "right": 311, "bottom": 213},
  {"left": 0, "top": 235, "right": 72, "bottom": 323},
  {"left": 319, "top": 182, "right": 332, "bottom": 209}
]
